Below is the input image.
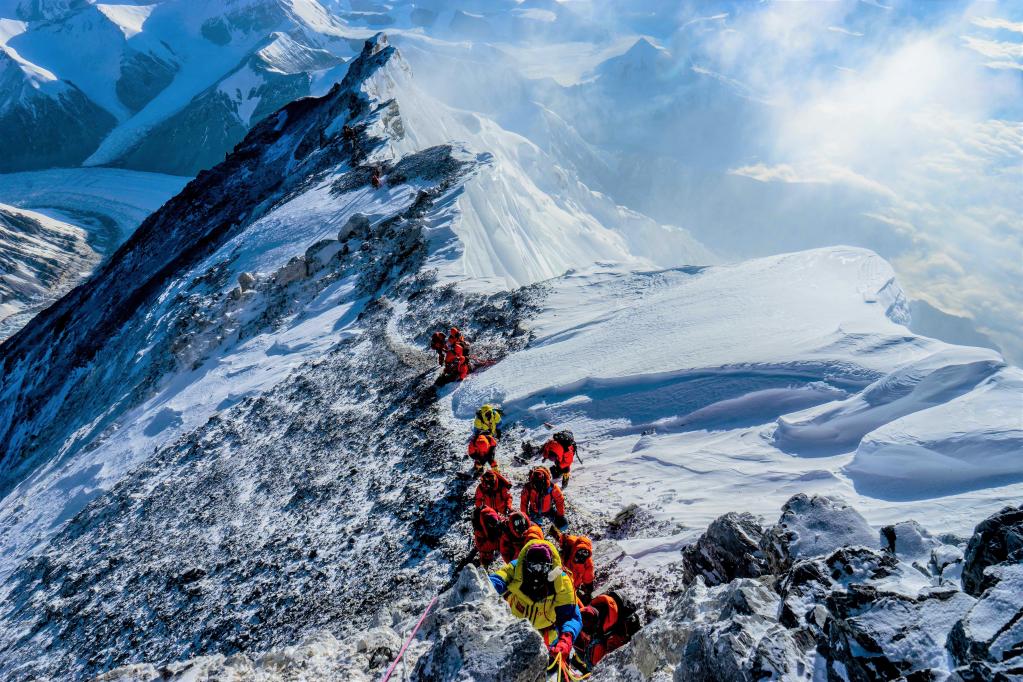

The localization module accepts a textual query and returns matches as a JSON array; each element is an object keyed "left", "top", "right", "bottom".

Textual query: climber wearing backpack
[
  {"left": 521, "top": 466, "right": 567, "bottom": 531},
  {"left": 441, "top": 344, "right": 470, "bottom": 383},
  {"left": 467, "top": 433, "right": 498, "bottom": 476},
  {"left": 499, "top": 511, "right": 544, "bottom": 563},
  {"left": 558, "top": 533, "right": 595, "bottom": 604},
  {"left": 472, "top": 403, "right": 502, "bottom": 438},
  {"left": 541, "top": 430, "right": 576, "bottom": 488},
  {"left": 430, "top": 331, "right": 446, "bottom": 366},
  {"left": 474, "top": 469, "right": 513, "bottom": 515},
  {"left": 489, "top": 539, "right": 582, "bottom": 660},
  {"left": 447, "top": 327, "right": 470, "bottom": 356},
  {"left": 574, "top": 591, "right": 642, "bottom": 670},
  {"left": 472, "top": 505, "right": 505, "bottom": 566}
]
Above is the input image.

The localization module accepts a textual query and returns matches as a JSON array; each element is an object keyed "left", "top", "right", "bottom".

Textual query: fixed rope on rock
[{"left": 379, "top": 595, "right": 438, "bottom": 682}]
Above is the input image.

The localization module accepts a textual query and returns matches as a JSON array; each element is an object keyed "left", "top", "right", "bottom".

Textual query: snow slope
[{"left": 452, "top": 248, "right": 1021, "bottom": 569}]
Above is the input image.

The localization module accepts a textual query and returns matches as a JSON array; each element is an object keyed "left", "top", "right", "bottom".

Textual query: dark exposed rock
[
  {"left": 823, "top": 585, "right": 975, "bottom": 682},
  {"left": 961, "top": 504, "right": 1023, "bottom": 597},
  {"left": 949, "top": 563, "right": 1023, "bottom": 675},
  {"left": 681, "top": 512, "right": 768, "bottom": 586}
]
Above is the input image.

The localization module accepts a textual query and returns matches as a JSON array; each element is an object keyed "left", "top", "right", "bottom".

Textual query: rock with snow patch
[
  {"left": 339, "top": 213, "right": 371, "bottom": 241},
  {"left": 275, "top": 255, "right": 309, "bottom": 285},
  {"left": 680, "top": 511, "right": 768, "bottom": 586},
  {"left": 412, "top": 566, "right": 547, "bottom": 681},
  {"left": 590, "top": 577, "right": 808, "bottom": 681},
  {"left": 761, "top": 494, "right": 876, "bottom": 574},
  {"left": 822, "top": 584, "right": 975, "bottom": 681},
  {"left": 237, "top": 272, "right": 256, "bottom": 291},
  {"left": 948, "top": 563, "right": 1023, "bottom": 676},
  {"left": 305, "top": 239, "right": 344, "bottom": 274},
  {"left": 961, "top": 504, "right": 1023, "bottom": 597}
]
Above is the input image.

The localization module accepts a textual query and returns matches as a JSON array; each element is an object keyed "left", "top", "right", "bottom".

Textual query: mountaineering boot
[{"left": 561, "top": 473, "right": 570, "bottom": 488}]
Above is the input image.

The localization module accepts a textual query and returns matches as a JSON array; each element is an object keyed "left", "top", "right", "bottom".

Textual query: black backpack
[
  {"left": 553, "top": 430, "right": 575, "bottom": 450},
  {"left": 604, "top": 590, "right": 641, "bottom": 638}
]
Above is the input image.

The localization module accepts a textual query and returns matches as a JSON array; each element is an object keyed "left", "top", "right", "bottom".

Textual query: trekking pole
[{"left": 379, "top": 595, "right": 438, "bottom": 682}]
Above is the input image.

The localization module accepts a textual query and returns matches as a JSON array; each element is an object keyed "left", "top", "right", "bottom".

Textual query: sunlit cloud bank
[{"left": 668, "top": 0, "right": 1022, "bottom": 361}]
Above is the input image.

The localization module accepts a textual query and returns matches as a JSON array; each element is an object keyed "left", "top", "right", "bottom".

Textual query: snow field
[{"left": 450, "top": 247, "right": 1023, "bottom": 571}]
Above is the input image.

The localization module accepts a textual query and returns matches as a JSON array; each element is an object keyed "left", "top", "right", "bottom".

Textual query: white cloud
[
  {"left": 828, "top": 25, "right": 865, "bottom": 37},
  {"left": 693, "top": 1, "right": 1023, "bottom": 362},
  {"left": 971, "top": 16, "right": 1023, "bottom": 33}
]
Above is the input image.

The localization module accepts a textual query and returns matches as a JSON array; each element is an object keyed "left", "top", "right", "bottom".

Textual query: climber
[
  {"left": 370, "top": 166, "right": 382, "bottom": 188},
  {"left": 441, "top": 344, "right": 470, "bottom": 383},
  {"left": 474, "top": 469, "right": 513, "bottom": 515},
  {"left": 472, "top": 403, "right": 502, "bottom": 439},
  {"left": 499, "top": 511, "right": 544, "bottom": 563},
  {"left": 447, "top": 326, "right": 470, "bottom": 355},
  {"left": 430, "top": 331, "right": 446, "bottom": 366},
  {"left": 467, "top": 433, "right": 498, "bottom": 475},
  {"left": 520, "top": 466, "right": 567, "bottom": 531},
  {"left": 489, "top": 539, "right": 582, "bottom": 660},
  {"left": 342, "top": 124, "right": 356, "bottom": 141},
  {"left": 540, "top": 430, "right": 576, "bottom": 489},
  {"left": 472, "top": 505, "right": 505, "bottom": 566},
  {"left": 558, "top": 533, "right": 595, "bottom": 604},
  {"left": 574, "top": 591, "right": 642, "bottom": 671}
]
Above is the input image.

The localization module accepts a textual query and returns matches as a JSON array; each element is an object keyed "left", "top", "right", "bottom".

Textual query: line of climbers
[{"left": 457, "top": 401, "right": 641, "bottom": 677}]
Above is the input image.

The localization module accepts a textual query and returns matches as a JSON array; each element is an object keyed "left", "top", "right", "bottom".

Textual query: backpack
[
  {"left": 604, "top": 590, "right": 641, "bottom": 637},
  {"left": 553, "top": 430, "right": 575, "bottom": 451}
]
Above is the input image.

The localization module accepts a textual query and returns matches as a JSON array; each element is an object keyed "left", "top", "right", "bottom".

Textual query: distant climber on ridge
[
  {"left": 467, "top": 433, "right": 498, "bottom": 476},
  {"left": 472, "top": 403, "right": 502, "bottom": 438},
  {"left": 499, "top": 511, "right": 544, "bottom": 563},
  {"left": 540, "top": 430, "right": 576, "bottom": 488},
  {"left": 489, "top": 539, "right": 582, "bottom": 661},
  {"left": 557, "top": 532, "right": 595, "bottom": 604},
  {"left": 471, "top": 505, "right": 505, "bottom": 566},
  {"left": 574, "top": 591, "right": 642, "bottom": 671},
  {"left": 474, "top": 469, "right": 513, "bottom": 515},
  {"left": 521, "top": 466, "right": 567, "bottom": 531}
]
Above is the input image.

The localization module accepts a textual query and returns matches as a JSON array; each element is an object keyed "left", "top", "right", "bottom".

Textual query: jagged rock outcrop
[
  {"left": 591, "top": 577, "right": 809, "bottom": 681},
  {"left": 591, "top": 497, "right": 1018, "bottom": 682},
  {"left": 823, "top": 585, "right": 975, "bottom": 681},
  {"left": 680, "top": 511, "right": 768, "bottom": 586},
  {"left": 882, "top": 519, "right": 964, "bottom": 586},
  {"left": 948, "top": 563, "right": 1023, "bottom": 679},
  {"left": 961, "top": 504, "right": 1023, "bottom": 597},
  {"left": 761, "top": 494, "right": 877, "bottom": 574},
  {"left": 412, "top": 567, "right": 547, "bottom": 681}
]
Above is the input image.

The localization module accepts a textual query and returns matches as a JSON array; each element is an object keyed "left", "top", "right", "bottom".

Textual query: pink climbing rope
[{"left": 379, "top": 595, "right": 439, "bottom": 682}]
